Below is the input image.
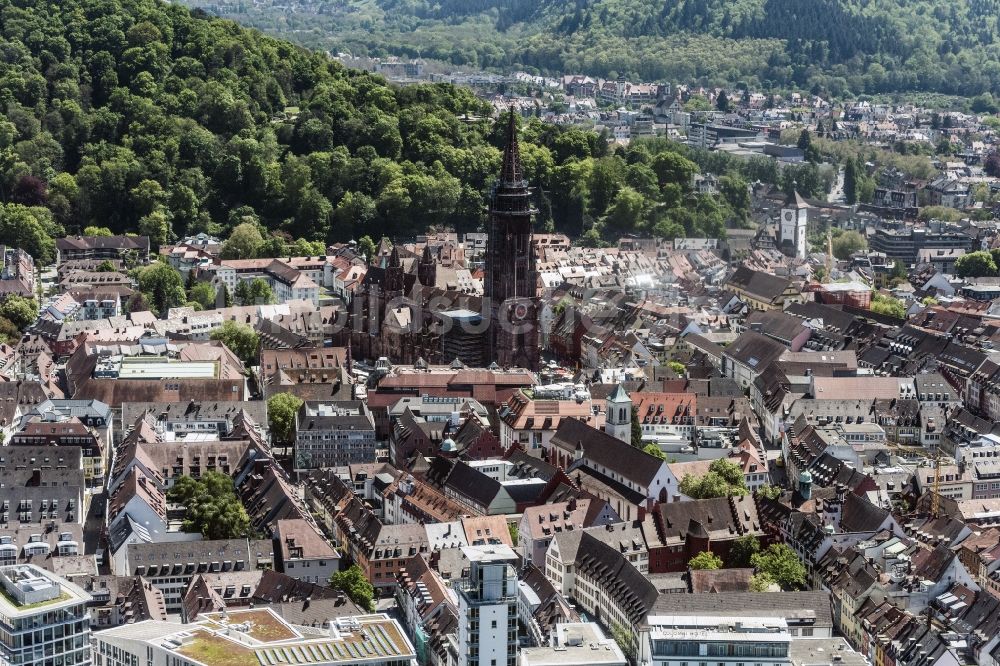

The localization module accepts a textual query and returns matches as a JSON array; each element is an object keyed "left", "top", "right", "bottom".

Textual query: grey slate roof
[
  {"left": 647, "top": 590, "right": 834, "bottom": 628},
  {"left": 551, "top": 417, "right": 665, "bottom": 489},
  {"left": 723, "top": 330, "right": 787, "bottom": 370},
  {"left": 726, "top": 265, "right": 793, "bottom": 302}
]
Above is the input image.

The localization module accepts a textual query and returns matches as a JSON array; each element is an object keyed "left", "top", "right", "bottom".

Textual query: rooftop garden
[
  {"left": 0, "top": 586, "right": 72, "bottom": 611},
  {"left": 176, "top": 631, "right": 256, "bottom": 666},
  {"left": 202, "top": 610, "right": 298, "bottom": 643}
]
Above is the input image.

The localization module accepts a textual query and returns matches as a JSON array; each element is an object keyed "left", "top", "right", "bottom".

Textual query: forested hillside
[
  {"left": 0, "top": 0, "right": 827, "bottom": 258},
  {"left": 184, "top": 0, "right": 1000, "bottom": 97}
]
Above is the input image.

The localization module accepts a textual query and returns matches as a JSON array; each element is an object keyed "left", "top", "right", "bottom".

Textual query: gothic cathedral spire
[{"left": 485, "top": 109, "right": 540, "bottom": 370}]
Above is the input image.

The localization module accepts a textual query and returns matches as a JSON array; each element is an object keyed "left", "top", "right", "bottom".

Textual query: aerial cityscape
[{"left": 3, "top": 1, "right": 1000, "bottom": 666}]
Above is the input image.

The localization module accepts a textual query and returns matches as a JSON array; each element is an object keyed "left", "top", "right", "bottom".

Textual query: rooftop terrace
[
  {"left": 163, "top": 610, "right": 413, "bottom": 666},
  {"left": 0, "top": 564, "right": 87, "bottom": 615}
]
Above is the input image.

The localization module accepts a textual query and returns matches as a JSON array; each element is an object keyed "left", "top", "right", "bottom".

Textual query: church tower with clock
[{"left": 485, "top": 110, "right": 540, "bottom": 370}]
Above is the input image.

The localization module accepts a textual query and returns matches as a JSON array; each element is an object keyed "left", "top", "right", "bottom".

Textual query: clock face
[
  {"left": 514, "top": 303, "right": 529, "bottom": 320},
  {"left": 784, "top": 211, "right": 793, "bottom": 221}
]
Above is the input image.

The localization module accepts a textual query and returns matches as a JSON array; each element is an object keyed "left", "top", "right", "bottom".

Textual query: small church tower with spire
[
  {"left": 779, "top": 190, "right": 809, "bottom": 260},
  {"left": 604, "top": 384, "right": 632, "bottom": 444}
]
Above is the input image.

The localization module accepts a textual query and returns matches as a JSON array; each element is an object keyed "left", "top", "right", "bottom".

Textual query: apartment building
[{"left": 0, "top": 565, "right": 92, "bottom": 666}]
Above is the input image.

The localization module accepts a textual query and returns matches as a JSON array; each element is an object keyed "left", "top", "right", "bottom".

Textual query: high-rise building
[
  {"left": 0, "top": 564, "right": 92, "bottom": 666},
  {"left": 485, "top": 111, "right": 540, "bottom": 370},
  {"left": 455, "top": 545, "right": 519, "bottom": 666}
]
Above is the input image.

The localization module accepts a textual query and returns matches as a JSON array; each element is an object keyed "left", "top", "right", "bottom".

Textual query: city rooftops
[
  {"left": 436, "top": 308, "right": 483, "bottom": 323},
  {"left": 789, "top": 637, "right": 867, "bottom": 666},
  {"left": 99, "top": 610, "right": 414, "bottom": 666},
  {"left": 461, "top": 543, "right": 517, "bottom": 563},
  {"left": 96, "top": 355, "right": 220, "bottom": 379},
  {"left": 647, "top": 614, "right": 790, "bottom": 638},
  {"left": 518, "top": 622, "right": 626, "bottom": 666},
  {"left": 0, "top": 564, "right": 89, "bottom": 616}
]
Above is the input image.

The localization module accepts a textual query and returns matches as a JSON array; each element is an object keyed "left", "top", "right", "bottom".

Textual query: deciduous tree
[
  {"left": 955, "top": 251, "right": 998, "bottom": 278},
  {"left": 329, "top": 565, "right": 375, "bottom": 611},
  {"left": 728, "top": 534, "right": 761, "bottom": 567},
  {"left": 750, "top": 544, "right": 806, "bottom": 590},
  {"left": 643, "top": 444, "right": 666, "bottom": 460},
  {"left": 221, "top": 223, "right": 265, "bottom": 260},
  {"left": 688, "top": 551, "right": 723, "bottom": 570},
  {"left": 210, "top": 320, "right": 259, "bottom": 366},
  {"left": 136, "top": 262, "right": 185, "bottom": 315},
  {"left": 0, "top": 296, "right": 37, "bottom": 330},
  {"left": 679, "top": 459, "right": 749, "bottom": 498},
  {"left": 167, "top": 472, "right": 251, "bottom": 540},
  {"left": 268, "top": 393, "right": 303, "bottom": 445},
  {"left": 832, "top": 230, "right": 867, "bottom": 259}
]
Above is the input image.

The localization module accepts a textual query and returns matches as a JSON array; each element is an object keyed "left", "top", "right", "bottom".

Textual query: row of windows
[
  {"left": 655, "top": 642, "right": 789, "bottom": 659},
  {"left": 99, "top": 641, "right": 139, "bottom": 666},
  {"left": 660, "top": 661, "right": 780, "bottom": 666}
]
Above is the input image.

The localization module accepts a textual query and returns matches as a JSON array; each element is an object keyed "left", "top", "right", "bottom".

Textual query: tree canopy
[
  {"left": 688, "top": 551, "right": 723, "bottom": 570},
  {"left": 167, "top": 472, "right": 251, "bottom": 539},
  {"left": 268, "top": 393, "right": 304, "bottom": 444},
  {"left": 870, "top": 293, "right": 907, "bottom": 319},
  {"left": 955, "top": 250, "right": 999, "bottom": 278},
  {"left": 329, "top": 565, "right": 376, "bottom": 612},
  {"left": 643, "top": 443, "right": 667, "bottom": 460},
  {"left": 750, "top": 543, "right": 807, "bottom": 590},
  {"left": 630, "top": 406, "right": 643, "bottom": 448},
  {"left": 135, "top": 262, "right": 185, "bottom": 316},
  {"left": 0, "top": 0, "right": 800, "bottom": 258},
  {"left": 210, "top": 320, "right": 260, "bottom": 366},
  {"left": 831, "top": 230, "right": 867, "bottom": 260},
  {"left": 0, "top": 295, "right": 37, "bottom": 330},
  {"left": 179, "top": 0, "right": 1000, "bottom": 99},
  {"left": 235, "top": 278, "right": 276, "bottom": 306},
  {"left": 679, "top": 458, "right": 750, "bottom": 499},
  {"left": 727, "top": 534, "right": 761, "bottom": 568}
]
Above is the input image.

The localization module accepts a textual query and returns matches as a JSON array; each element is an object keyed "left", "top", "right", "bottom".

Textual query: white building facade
[{"left": 456, "top": 545, "right": 519, "bottom": 666}]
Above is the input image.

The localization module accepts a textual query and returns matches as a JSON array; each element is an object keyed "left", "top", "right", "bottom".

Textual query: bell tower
[
  {"left": 604, "top": 384, "right": 632, "bottom": 444},
  {"left": 418, "top": 243, "right": 436, "bottom": 288},
  {"left": 385, "top": 245, "right": 404, "bottom": 300},
  {"left": 485, "top": 110, "right": 539, "bottom": 370},
  {"left": 780, "top": 190, "right": 809, "bottom": 260}
]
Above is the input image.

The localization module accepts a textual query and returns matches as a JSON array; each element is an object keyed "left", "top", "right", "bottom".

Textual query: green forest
[
  {"left": 179, "top": 0, "right": 1000, "bottom": 98},
  {"left": 0, "top": 0, "right": 819, "bottom": 259}
]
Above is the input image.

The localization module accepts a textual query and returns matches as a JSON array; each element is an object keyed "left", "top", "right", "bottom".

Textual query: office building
[
  {"left": 456, "top": 545, "right": 519, "bottom": 666},
  {"left": 518, "top": 623, "right": 626, "bottom": 666},
  {"left": 93, "top": 609, "right": 416, "bottom": 666},
  {"left": 0, "top": 564, "right": 92, "bottom": 666},
  {"left": 642, "top": 615, "right": 792, "bottom": 666}
]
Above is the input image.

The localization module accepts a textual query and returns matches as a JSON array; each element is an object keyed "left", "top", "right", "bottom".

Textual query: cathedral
[
  {"left": 484, "top": 111, "right": 541, "bottom": 370},
  {"left": 349, "top": 110, "right": 541, "bottom": 370}
]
